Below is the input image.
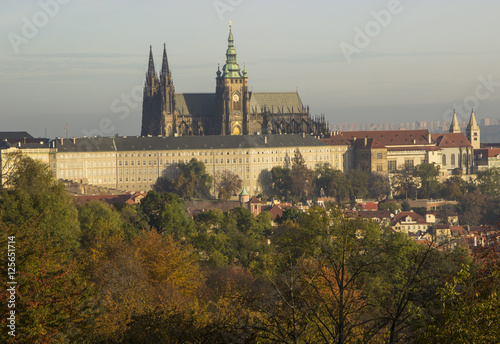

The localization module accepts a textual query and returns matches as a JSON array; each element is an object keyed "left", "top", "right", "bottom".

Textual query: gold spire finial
[{"left": 229, "top": 20, "right": 232, "bottom": 28}]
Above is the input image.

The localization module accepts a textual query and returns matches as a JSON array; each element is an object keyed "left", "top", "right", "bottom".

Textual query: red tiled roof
[
  {"left": 450, "top": 226, "right": 468, "bottom": 237},
  {"left": 386, "top": 146, "right": 439, "bottom": 152},
  {"left": 321, "top": 135, "right": 351, "bottom": 145},
  {"left": 393, "top": 211, "right": 424, "bottom": 222},
  {"left": 249, "top": 197, "right": 261, "bottom": 204},
  {"left": 353, "top": 137, "right": 386, "bottom": 149},
  {"left": 341, "top": 130, "right": 431, "bottom": 146},
  {"left": 358, "top": 210, "right": 391, "bottom": 219},
  {"left": 431, "top": 133, "right": 472, "bottom": 148}
]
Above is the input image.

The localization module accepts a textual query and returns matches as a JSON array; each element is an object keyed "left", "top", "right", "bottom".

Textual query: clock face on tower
[{"left": 232, "top": 94, "right": 239, "bottom": 102}]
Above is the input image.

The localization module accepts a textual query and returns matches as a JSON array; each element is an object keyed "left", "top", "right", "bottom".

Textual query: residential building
[
  {"left": 392, "top": 211, "right": 429, "bottom": 234},
  {"left": 474, "top": 147, "right": 500, "bottom": 170}
]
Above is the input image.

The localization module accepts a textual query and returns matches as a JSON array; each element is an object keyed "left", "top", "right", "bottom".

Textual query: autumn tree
[
  {"left": 214, "top": 169, "right": 242, "bottom": 201},
  {"left": 0, "top": 157, "right": 86, "bottom": 342},
  {"left": 255, "top": 209, "right": 387, "bottom": 343}
]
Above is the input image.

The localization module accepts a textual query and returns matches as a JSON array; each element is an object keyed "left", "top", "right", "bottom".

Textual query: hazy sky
[{"left": 1, "top": 0, "right": 500, "bottom": 138}]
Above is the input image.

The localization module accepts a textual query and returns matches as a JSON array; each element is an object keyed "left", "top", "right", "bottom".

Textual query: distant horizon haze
[{"left": 1, "top": 0, "right": 500, "bottom": 138}]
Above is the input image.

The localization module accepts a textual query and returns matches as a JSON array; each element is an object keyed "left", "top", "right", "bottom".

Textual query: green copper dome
[
  {"left": 239, "top": 185, "right": 249, "bottom": 196},
  {"left": 220, "top": 24, "right": 243, "bottom": 79}
]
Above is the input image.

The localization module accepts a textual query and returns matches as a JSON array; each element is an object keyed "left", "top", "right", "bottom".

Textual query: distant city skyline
[{"left": 1, "top": 0, "right": 500, "bottom": 138}]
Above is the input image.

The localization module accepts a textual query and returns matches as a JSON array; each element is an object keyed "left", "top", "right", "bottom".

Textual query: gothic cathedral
[{"left": 141, "top": 25, "right": 328, "bottom": 137}]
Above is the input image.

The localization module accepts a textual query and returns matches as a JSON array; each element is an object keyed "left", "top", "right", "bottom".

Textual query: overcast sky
[{"left": 1, "top": 0, "right": 500, "bottom": 138}]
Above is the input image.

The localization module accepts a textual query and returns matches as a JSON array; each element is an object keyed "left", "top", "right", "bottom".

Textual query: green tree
[
  {"left": 154, "top": 158, "right": 212, "bottom": 199},
  {"left": 314, "top": 163, "right": 334, "bottom": 196},
  {"left": 476, "top": 167, "right": 500, "bottom": 199},
  {"left": 459, "top": 189, "right": 489, "bottom": 226},
  {"left": 441, "top": 175, "right": 467, "bottom": 200},
  {"left": 378, "top": 201, "right": 401, "bottom": 214},
  {"left": 392, "top": 167, "right": 418, "bottom": 200},
  {"left": 270, "top": 166, "right": 292, "bottom": 199},
  {"left": 291, "top": 149, "right": 314, "bottom": 198},
  {"left": 419, "top": 264, "right": 500, "bottom": 343},
  {"left": 401, "top": 201, "right": 411, "bottom": 211},
  {"left": 78, "top": 201, "right": 124, "bottom": 250},
  {"left": 275, "top": 207, "right": 304, "bottom": 224},
  {"left": 258, "top": 209, "right": 387, "bottom": 343},
  {"left": 369, "top": 173, "right": 391, "bottom": 200},
  {"left": 414, "top": 163, "right": 440, "bottom": 199},
  {"left": 114, "top": 203, "right": 149, "bottom": 241},
  {"left": 365, "top": 233, "right": 466, "bottom": 343},
  {"left": 139, "top": 190, "right": 194, "bottom": 239},
  {"left": 329, "top": 170, "right": 351, "bottom": 203},
  {"left": 0, "top": 157, "right": 80, "bottom": 251},
  {"left": 347, "top": 169, "right": 370, "bottom": 200}
]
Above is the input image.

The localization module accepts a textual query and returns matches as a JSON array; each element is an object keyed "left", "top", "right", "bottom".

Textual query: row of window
[{"left": 442, "top": 153, "right": 469, "bottom": 166}]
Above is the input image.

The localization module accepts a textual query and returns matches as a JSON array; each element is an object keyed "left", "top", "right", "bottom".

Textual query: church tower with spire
[
  {"left": 449, "top": 110, "right": 461, "bottom": 133},
  {"left": 141, "top": 46, "right": 162, "bottom": 136},
  {"left": 466, "top": 109, "right": 480, "bottom": 150},
  {"left": 216, "top": 22, "right": 249, "bottom": 135},
  {"left": 160, "top": 44, "right": 176, "bottom": 136}
]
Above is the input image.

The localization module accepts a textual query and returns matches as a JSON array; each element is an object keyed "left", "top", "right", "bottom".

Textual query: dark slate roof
[
  {"left": 175, "top": 93, "right": 216, "bottom": 117},
  {"left": 0, "top": 131, "right": 34, "bottom": 140},
  {"left": 0, "top": 140, "right": 50, "bottom": 149},
  {"left": 249, "top": 92, "right": 305, "bottom": 114},
  {"left": 55, "top": 134, "right": 328, "bottom": 152}
]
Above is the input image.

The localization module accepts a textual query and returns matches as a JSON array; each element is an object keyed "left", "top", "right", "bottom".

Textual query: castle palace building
[{"left": 141, "top": 25, "right": 328, "bottom": 137}]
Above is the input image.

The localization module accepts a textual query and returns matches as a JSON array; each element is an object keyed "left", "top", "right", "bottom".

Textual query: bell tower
[
  {"left": 466, "top": 109, "right": 480, "bottom": 150},
  {"left": 216, "top": 22, "right": 249, "bottom": 135}
]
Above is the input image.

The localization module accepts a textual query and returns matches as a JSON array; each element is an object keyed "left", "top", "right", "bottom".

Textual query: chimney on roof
[
  {"left": 264, "top": 136, "right": 268, "bottom": 144},
  {"left": 72, "top": 137, "right": 76, "bottom": 144},
  {"left": 61, "top": 138, "right": 63, "bottom": 145},
  {"left": 302, "top": 132, "right": 305, "bottom": 138},
  {"left": 364, "top": 137, "right": 367, "bottom": 146},
  {"left": 428, "top": 133, "right": 432, "bottom": 144}
]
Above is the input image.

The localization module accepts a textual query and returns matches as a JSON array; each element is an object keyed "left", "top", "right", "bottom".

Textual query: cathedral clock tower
[{"left": 216, "top": 23, "right": 249, "bottom": 135}]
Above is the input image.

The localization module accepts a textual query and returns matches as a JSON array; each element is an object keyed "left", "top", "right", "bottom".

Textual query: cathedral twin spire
[{"left": 146, "top": 44, "right": 171, "bottom": 85}]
